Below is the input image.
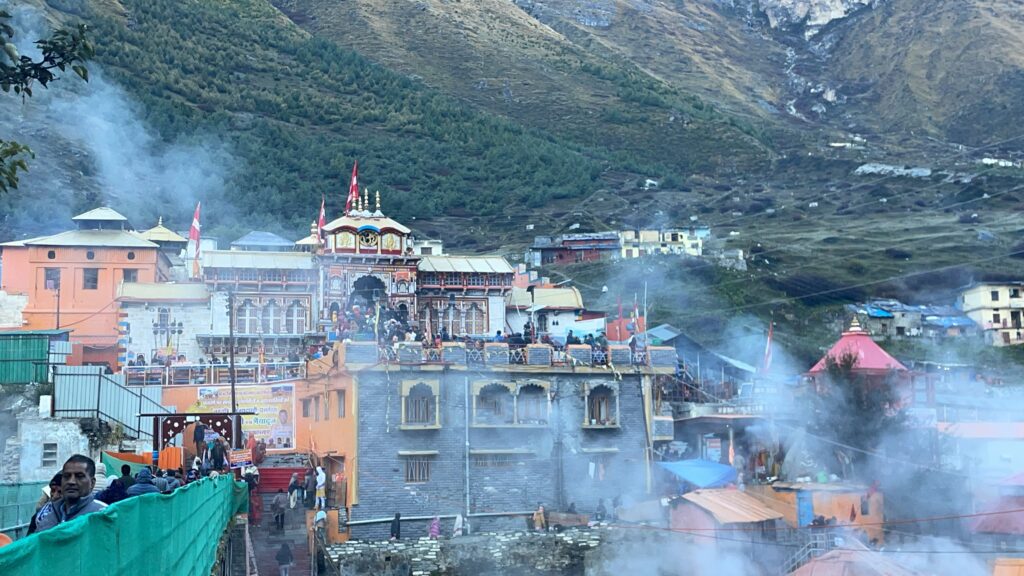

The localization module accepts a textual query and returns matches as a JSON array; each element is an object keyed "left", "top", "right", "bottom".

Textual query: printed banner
[
  {"left": 192, "top": 384, "right": 296, "bottom": 452},
  {"left": 230, "top": 449, "right": 253, "bottom": 469}
]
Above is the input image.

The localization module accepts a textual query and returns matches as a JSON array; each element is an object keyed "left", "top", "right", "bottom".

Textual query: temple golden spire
[
  {"left": 363, "top": 188, "right": 370, "bottom": 213},
  {"left": 375, "top": 190, "right": 381, "bottom": 212}
]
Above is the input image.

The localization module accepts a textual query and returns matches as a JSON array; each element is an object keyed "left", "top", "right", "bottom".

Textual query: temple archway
[{"left": 349, "top": 275, "right": 387, "bottom": 311}]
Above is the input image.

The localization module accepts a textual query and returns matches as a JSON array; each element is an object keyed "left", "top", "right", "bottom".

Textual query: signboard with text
[{"left": 192, "top": 384, "right": 296, "bottom": 452}]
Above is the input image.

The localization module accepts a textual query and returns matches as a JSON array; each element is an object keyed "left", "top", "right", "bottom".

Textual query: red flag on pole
[
  {"left": 760, "top": 321, "right": 773, "bottom": 374},
  {"left": 345, "top": 161, "right": 359, "bottom": 214},
  {"left": 318, "top": 195, "right": 326, "bottom": 244},
  {"left": 189, "top": 202, "right": 201, "bottom": 279}
]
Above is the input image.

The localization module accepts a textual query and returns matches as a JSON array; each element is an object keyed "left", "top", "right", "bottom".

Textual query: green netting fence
[
  {"left": 0, "top": 483, "right": 47, "bottom": 537},
  {"left": 0, "top": 476, "right": 249, "bottom": 575}
]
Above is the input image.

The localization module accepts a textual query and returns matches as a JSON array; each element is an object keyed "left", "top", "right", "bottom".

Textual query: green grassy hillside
[{"left": 23, "top": 0, "right": 767, "bottom": 241}]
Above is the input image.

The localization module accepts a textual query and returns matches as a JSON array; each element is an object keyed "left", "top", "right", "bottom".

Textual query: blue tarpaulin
[{"left": 658, "top": 459, "right": 737, "bottom": 488}]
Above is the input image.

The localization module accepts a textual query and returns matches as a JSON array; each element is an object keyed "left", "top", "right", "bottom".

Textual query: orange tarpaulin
[
  {"left": 104, "top": 451, "right": 151, "bottom": 465},
  {"left": 158, "top": 446, "right": 183, "bottom": 472}
]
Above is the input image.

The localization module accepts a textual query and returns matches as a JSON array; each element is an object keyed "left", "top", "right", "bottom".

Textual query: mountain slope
[
  {"left": 270, "top": 0, "right": 777, "bottom": 168},
  {"left": 820, "top": 0, "right": 1024, "bottom": 149}
]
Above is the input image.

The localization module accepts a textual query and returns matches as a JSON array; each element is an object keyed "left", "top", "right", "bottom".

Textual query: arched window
[
  {"left": 465, "top": 303, "right": 485, "bottom": 335},
  {"left": 262, "top": 299, "right": 281, "bottom": 334},
  {"left": 446, "top": 305, "right": 462, "bottom": 337},
  {"left": 586, "top": 385, "right": 618, "bottom": 426},
  {"left": 405, "top": 383, "right": 435, "bottom": 425},
  {"left": 286, "top": 301, "right": 307, "bottom": 334},
  {"left": 476, "top": 384, "right": 513, "bottom": 425},
  {"left": 517, "top": 384, "right": 548, "bottom": 424},
  {"left": 236, "top": 299, "right": 258, "bottom": 334},
  {"left": 418, "top": 306, "right": 433, "bottom": 338},
  {"left": 157, "top": 307, "right": 170, "bottom": 327}
]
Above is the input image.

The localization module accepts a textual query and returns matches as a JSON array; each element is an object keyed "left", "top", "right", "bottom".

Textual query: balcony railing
[
  {"left": 347, "top": 341, "right": 675, "bottom": 370},
  {"left": 122, "top": 361, "right": 306, "bottom": 386}
]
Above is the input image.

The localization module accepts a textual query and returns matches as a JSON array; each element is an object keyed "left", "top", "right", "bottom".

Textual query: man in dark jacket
[
  {"left": 126, "top": 468, "right": 161, "bottom": 497},
  {"left": 389, "top": 512, "right": 401, "bottom": 540},
  {"left": 35, "top": 455, "right": 107, "bottom": 532},
  {"left": 120, "top": 464, "right": 136, "bottom": 490}
]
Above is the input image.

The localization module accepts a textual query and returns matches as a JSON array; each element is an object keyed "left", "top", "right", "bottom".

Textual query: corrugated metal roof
[
  {"left": 994, "top": 558, "right": 1024, "bottom": 576},
  {"left": 790, "top": 548, "right": 920, "bottom": 576},
  {"left": 202, "top": 250, "right": 316, "bottom": 270},
  {"left": 21, "top": 230, "right": 158, "bottom": 248},
  {"left": 680, "top": 489, "right": 783, "bottom": 524},
  {"left": 506, "top": 287, "right": 584, "bottom": 310},
  {"left": 937, "top": 422, "right": 1024, "bottom": 440},
  {"left": 72, "top": 207, "right": 128, "bottom": 221},
  {"left": 770, "top": 482, "right": 869, "bottom": 493},
  {"left": 323, "top": 214, "right": 411, "bottom": 234},
  {"left": 419, "top": 255, "right": 514, "bottom": 274},
  {"left": 0, "top": 235, "right": 48, "bottom": 247},
  {"left": 971, "top": 496, "right": 1024, "bottom": 535},
  {"left": 117, "top": 282, "right": 210, "bottom": 302},
  {"left": 231, "top": 231, "right": 294, "bottom": 248}
]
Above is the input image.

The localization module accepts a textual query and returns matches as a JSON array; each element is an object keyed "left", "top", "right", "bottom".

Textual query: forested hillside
[{"left": 5, "top": 0, "right": 766, "bottom": 241}]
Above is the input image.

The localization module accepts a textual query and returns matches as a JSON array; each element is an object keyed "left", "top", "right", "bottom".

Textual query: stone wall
[
  {"left": 326, "top": 526, "right": 610, "bottom": 576},
  {"left": 351, "top": 369, "right": 651, "bottom": 540},
  {"left": 1, "top": 411, "right": 88, "bottom": 483},
  {"left": 0, "top": 290, "right": 27, "bottom": 328}
]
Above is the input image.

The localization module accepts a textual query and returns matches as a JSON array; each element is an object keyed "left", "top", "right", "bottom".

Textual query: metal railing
[
  {"left": 123, "top": 361, "right": 306, "bottom": 386},
  {"left": 53, "top": 366, "right": 170, "bottom": 440},
  {"left": 365, "top": 343, "right": 658, "bottom": 368}
]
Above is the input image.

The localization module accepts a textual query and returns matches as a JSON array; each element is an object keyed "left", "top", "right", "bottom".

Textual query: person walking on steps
[{"left": 275, "top": 543, "right": 293, "bottom": 576}]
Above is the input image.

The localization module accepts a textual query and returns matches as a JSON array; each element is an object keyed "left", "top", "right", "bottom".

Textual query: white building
[{"left": 505, "top": 287, "right": 605, "bottom": 342}]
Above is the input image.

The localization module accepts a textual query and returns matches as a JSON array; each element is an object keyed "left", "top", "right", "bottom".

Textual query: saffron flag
[
  {"left": 318, "top": 195, "right": 326, "bottom": 244},
  {"left": 346, "top": 160, "right": 359, "bottom": 213},
  {"left": 189, "top": 202, "right": 201, "bottom": 279},
  {"left": 760, "top": 321, "right": 773, "bottom": 374}
]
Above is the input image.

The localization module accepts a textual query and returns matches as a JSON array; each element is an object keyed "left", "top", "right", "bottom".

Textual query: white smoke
[{"left": 0, "top": 4, "right": 235, "bottom": 237}]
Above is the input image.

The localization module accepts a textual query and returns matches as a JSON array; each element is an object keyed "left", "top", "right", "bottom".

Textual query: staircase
[
  {"left": 779, "top": 530, "right": 833, "bottom": 575},
  {"left": 249, "top": 493, "right": 313, "bottom": 576}
]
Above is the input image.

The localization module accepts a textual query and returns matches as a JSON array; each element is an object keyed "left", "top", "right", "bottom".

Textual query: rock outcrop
[{"left": 757, "top": 0, "right": 879, "bottom": 35}]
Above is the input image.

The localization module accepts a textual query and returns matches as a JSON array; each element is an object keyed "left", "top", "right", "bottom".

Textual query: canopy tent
[{"left": 658, "top": 459, "right": 737, "bottom": 489}]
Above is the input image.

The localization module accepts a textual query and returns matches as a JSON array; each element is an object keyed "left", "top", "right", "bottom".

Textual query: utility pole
[
  {"left": 54, "top": 285, "right": 61, "bottom": 330},
  {"left": 227, "top": 290, "right": 239, "bottom": 447}
]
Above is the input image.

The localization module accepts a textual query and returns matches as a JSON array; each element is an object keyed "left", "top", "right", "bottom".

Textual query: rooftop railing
[
  {"left": 122, "top": 361, "right": 306, "bottom": 386},
  {"left": 345, "top": 341, "right": 676, "bottom": 370}
]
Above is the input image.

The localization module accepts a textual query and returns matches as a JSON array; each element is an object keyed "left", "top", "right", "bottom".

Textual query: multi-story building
[
  {"left": 338, "top": 339, "right": 678, "bottom": 539},
  {"left": 619, "top": 228, "right": 704, "bottom": 259},
  {"left": 960, "top": 282, "right": 1024, "bottom": 346},
  {"left": 528, "top": 232, "right": 621, "bottom": 266},
  {"left": 0, "top": 208, "right": 170, "bottom": 367}
]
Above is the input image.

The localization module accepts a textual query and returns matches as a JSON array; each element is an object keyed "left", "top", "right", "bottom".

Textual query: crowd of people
[{"left": 27, "top": 455, "right": 205, "bottom": 534}]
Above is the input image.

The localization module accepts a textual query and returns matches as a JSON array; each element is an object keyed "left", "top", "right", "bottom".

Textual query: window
[
  {"left": 465, "top": 303, "right": 485, "bottom": 335},
  {"left": 475, "top": 384, "right": 514, "bottom": 425},
  {"left": 421, "top": 247, "right": 433, "bottom": 255},
  {"left": 860, "top": 496, "right": 870, "bottom": 516},
  {"left": 336, "top": 390, "right": 346, "bottom": 418},
  {"left": 86, "top": 250, "right": 95, "bottom": 260},
  {"left": 158, "top": 307, "right": 170, "bottom": 327},
  {"left": 47, "top": 250, "right": 56, "bottom": 260},
  {"left": 404, "top": 384, "right": 435, "bottom": 425},
  {"left": 517, "top": 385, "right": 548, "bottom": 424},
  {"left": 123, "top": 269, "right": 138, "bottom": 283},
  {"left": 44, "top": 268, "right": 60, "bottom": 290},
  {"left": 993, "top": 313, "right": 1002, "bottom": 325},
  {"left": 405, "top": 458, "right": 431, "bottom": 483},
  {"left": 83, "top": 268, "right": 99, "bottom": 290},
  {"left": 302, "top": 399, "right": 311, "bottom": 418},
  {"left": 1013, "top": 289, "right": 1021, "bottom": 298},
  {"left": 42, "top": 443, "right": 58, "bottom": 467},
  {"left": 127, "top": 251, "right": 135, "bottom": 260},
  {"left": 314, "top": 396, "right": 321, "bottom": 422},
  {"left": 262, "top": 300, "right": 282, "bottom": 334},
  {"left": 992, "top": 290, "right": 1000, "bottom": 301},
  {"left": 586, "top": 385, "right": 619, "bottom": 426},
  {"left": 236, "top": 300, "right": 258, "bottom": 334},
  {"left": 286, "top": 301, "right": 307, "bottom": 334}
]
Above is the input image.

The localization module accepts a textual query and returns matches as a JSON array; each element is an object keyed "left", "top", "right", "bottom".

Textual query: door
[{"left": 797, "top": 491, "right": 814, "bottom": 528}]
